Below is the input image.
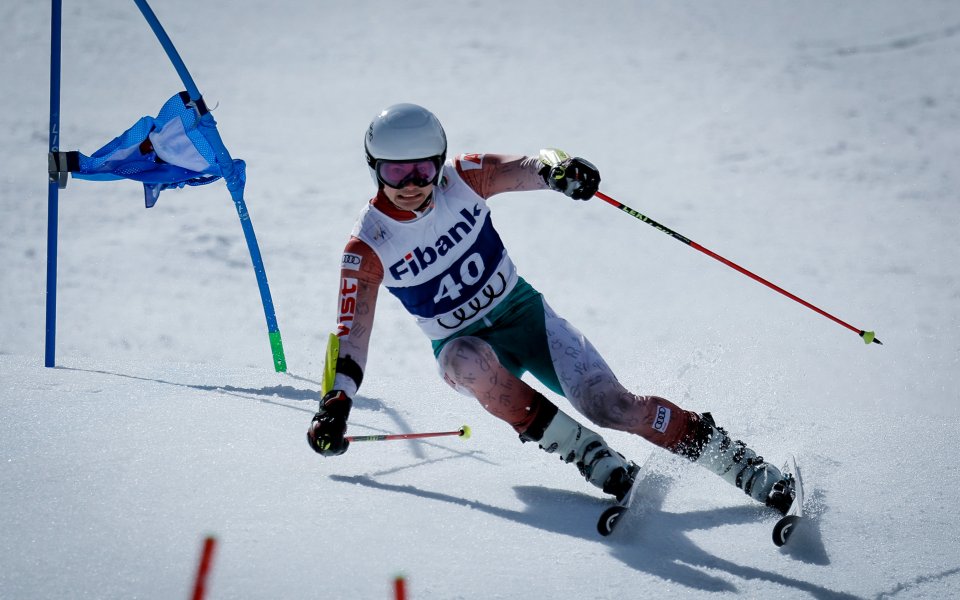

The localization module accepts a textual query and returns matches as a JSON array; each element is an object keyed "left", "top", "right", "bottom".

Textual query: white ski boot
[
  {"left": 687, "top": 413, "right": 787, "bottom": 508},
  {"left": 521, "top": 398, "right": 635, "bottom": 500}
]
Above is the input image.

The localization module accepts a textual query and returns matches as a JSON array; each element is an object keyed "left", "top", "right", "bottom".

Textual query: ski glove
[
  {"left": 307, "top": 390, "right": 352, "bottom": 456},
  {"left": 538, "top": 148, "right": 601, "bottom": 201}
]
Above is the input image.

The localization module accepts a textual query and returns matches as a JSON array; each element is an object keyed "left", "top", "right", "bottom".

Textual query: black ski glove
[
  {"left": 539, "top": 149, "right": 601, "bottom": 200},
  {"left": 307, "top": 390, "right": 352, "bottom": 456}
]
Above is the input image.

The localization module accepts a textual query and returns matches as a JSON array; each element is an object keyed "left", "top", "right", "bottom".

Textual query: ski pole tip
[
  {"left": 860, "top": 330, "right": 882, "bottom": 345},
  {"left": 459, "top": 425, "right": 472, "bottom": 440}
]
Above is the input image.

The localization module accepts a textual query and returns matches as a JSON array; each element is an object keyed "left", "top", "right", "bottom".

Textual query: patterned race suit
[{"left": 331, "top": 153, "right": 700, "bottom": 450}]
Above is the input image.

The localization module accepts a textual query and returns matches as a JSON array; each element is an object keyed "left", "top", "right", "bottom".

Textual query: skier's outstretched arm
[
  {"left": 455, "top": 152, "right": 600, "bottom": 201},
  {"left": 454, "top": 153, "right": 546, "bottom": 198},
  {"left": 307, "top": 237, "right": 383, "bottom": 456}
]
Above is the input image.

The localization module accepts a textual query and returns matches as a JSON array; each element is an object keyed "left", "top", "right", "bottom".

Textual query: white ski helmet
[{"left": 364, "top": 103, "right": 447, "bottom": 185}]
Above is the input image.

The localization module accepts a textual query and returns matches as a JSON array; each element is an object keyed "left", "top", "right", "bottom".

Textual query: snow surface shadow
[
  {"left": 62, "top": 365, "right": 428, "bottom": 457},
  {"left": 831, "top": 22, "right": 960, "bottom": 56},
  {"left": 58, "top": 365, "right": 388, "bottom": 410},
  {"left": 329, "top": 474, "right": 604, "bottom": 540},
  {"left": 365, "top": 449, "right": 497, "bottom": 478},
  {"left": 874, "top": 566, "right": 960, "bottom": 599},
  {"left": 62, "top": 366, "right": 443, "bottom": 461},
  {"left": 779, "top": 488, "right": 831, "bottom": 566},
  {"left": 330, "top": 473, "right": 858, "bottom": 597},
  {"left": 60, "top": 366, "right": 324, "bottom": 406},
  {"left": 609, "top": 473, "right": 861, "bottom": 599}
]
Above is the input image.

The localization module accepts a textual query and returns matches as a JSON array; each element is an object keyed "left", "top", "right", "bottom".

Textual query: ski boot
[
  {"left": 520, "top": 395, "right": 635, "bottom": 500},
  {"left": 679, "top": 412, "right": 786, "bottom": 508},
  {"left": 603, "top": 460, "right": 641, "bottom": 502}
]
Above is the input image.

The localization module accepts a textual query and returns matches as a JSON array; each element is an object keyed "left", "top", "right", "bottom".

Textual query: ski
[
  {"left": 597, "top": 461, "right": 645, "bottom": 536},
  {"left": 772, "top": 454, "right": 805, "bottom": 547}
]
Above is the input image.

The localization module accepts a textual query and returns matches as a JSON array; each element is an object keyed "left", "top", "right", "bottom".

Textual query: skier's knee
[
  {"left": 437, "top": 337, "right": 539, "bottom": 428},
  {"left": 437, "top": 336, "right": 501, "bottom": 396}
]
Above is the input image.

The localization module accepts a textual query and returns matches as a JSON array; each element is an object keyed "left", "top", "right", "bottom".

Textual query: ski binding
[
  {"left": 597, "top": 462, "right": 644, "bottom": 536},
  {"left": 772, "top": 454, "right": 805, "bottom": 547}
]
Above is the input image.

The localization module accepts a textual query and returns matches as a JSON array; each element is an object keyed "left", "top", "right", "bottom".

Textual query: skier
[{"left": 308, "top": 103, "right": 794, "bottom": 512}]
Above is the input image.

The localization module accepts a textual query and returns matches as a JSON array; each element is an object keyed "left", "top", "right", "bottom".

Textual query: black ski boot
[
  {"left": 602, "top": 461, "right": 641, "bottom": 502},
  {"left": 765, "top": 473, "right": 796, "bottom": 515}
]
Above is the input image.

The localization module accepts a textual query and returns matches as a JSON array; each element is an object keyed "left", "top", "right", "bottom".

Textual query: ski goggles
[{"left": 374, "top": 158, "right": 441, "bottom": 189}]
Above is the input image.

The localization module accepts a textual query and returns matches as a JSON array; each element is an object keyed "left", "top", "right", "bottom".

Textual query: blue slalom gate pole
[
  {"left": 130, "top": 0, "right": 200, "bottom": 99},
  {"left": 45, "top": 0, "right": 63, "bottom": 368},
  {"left": 131, "top": 0, "right": 287, "bottom": 371}
]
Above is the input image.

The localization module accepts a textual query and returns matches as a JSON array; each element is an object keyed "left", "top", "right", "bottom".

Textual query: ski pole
[
  {"left": 346, "top": 425, "right": 472, "bottom": 443},
  {"left": 595, "top": 190, "right": 881, "bottom": 345},
  {"left": 190, "top": 536, "right": 217, "bottom": 600}
]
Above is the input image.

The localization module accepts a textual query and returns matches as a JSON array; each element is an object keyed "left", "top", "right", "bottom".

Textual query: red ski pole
[
  {"left": 595, "top": 191, "right": 881, "bottom": 345},
  {"left": 190, "top": 536, "right": 217, "bottom": 600},
  {"left": 346, "top": 425, "right": 472, "bottom": 444}
]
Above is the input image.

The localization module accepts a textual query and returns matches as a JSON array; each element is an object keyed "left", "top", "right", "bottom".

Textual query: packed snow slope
[{"left": 2, "top": 1, "right": 959, "bottom": 598}]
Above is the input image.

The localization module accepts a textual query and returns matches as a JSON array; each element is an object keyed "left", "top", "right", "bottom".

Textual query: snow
[{"left": 2, "top": 1, "right": 960, "bottom": 598}]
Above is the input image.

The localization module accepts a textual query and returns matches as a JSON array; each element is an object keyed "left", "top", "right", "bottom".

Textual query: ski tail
[
  {"left": 597, "top": 460, "right": 645, "bottom": 536},
  {"left": 772, "top": 454, "right": 805, "bottom": 547}
]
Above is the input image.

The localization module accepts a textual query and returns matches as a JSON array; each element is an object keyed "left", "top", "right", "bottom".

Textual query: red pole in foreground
[
  {"left": 394, "top": 575, "right": 407, "bottom": 600},
  {"left": 191, "top": 536, "right": 217, "bottom": 600},
  {"left": 594, "top": 191, "right": 882, "bottom": 345}
]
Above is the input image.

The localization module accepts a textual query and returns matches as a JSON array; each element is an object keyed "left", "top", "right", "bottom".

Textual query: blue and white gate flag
[{"left": 65, "top": 91, "right": 244, "bottom": 207}]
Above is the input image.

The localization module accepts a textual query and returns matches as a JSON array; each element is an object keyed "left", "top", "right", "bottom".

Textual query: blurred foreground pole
[
  {"left": 190, "top": 536, "right": 217, "bottom": 600},
  {"left": 394, "top": 575, "right": 407, "bottom": 600}
]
